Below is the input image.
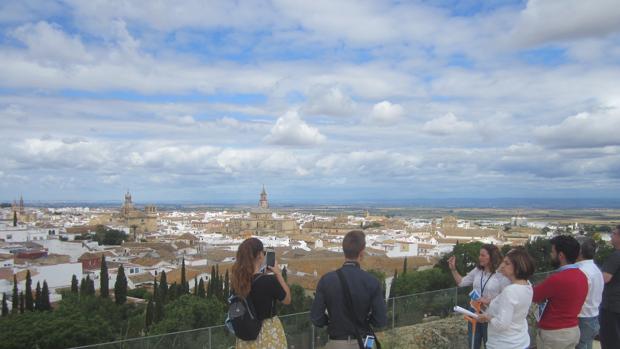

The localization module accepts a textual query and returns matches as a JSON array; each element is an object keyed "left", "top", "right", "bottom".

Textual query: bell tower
[{"left": 259, "top": 185, "right": 269, "bottom": 209}]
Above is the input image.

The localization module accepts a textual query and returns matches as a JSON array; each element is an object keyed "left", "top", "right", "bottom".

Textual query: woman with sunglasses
[{"left": 232, "top": 237, "right": 291, "bottom": 349}]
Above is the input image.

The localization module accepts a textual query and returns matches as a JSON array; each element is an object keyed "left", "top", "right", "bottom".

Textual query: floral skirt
[{"left": 236, "top": 316, "right": 287, "bottom": 349}]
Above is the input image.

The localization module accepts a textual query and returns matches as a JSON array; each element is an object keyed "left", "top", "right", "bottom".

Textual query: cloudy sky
[{"left": 1, "top": 0, "right": 620, "bottom": 204}]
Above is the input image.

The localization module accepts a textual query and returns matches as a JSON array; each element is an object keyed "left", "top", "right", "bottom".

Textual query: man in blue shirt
[{"left": 311, "top": 230, "right": 387, "bottom": 348}]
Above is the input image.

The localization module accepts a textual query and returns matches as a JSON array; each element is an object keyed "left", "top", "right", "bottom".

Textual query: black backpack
[{"left": 225, "top": 275, "right": 263, "bottom": 341}]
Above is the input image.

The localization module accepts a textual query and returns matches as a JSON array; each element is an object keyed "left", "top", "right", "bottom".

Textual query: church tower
[
  {"left": 122, "top": 190, "right": 134, "bottom": 216},
  {"left": 259, "top": 185, "right": 269, "bottom": 209}
]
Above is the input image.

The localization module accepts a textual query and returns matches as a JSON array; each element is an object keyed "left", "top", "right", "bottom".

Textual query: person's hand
[
  {"left": 448, "top": 256, "right": 457, "bottom": 271},
  {"left": 476, "top": 314, "right": 491, "bottom": 323},
  {"left": 267, "top": 261, "right": 281, "bottom": 276},
  {"left": 479, "top": 297, "right": 491, "bottom": 306}
]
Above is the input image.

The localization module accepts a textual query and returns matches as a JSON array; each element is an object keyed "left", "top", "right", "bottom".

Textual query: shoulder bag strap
[{"left": 336, "top": 269, "right": 382, "bottom": 349}]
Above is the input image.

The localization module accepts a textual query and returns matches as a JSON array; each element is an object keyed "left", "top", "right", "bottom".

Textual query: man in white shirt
[{"left": 576, "top": 236, "right": 604, "bottom": 349}]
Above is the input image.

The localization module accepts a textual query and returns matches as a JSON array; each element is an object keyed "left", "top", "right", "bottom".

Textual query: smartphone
[
  {"left": 364, "top": 335, "right": 375, "bottom": 349},
  {"left": 266, "top": 250, "right": 275, "bottom": 268}
]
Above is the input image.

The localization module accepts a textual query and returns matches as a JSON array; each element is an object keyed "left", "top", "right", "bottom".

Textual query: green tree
[
  {"left": 1, "top": 293, "right": 8, "bottom": 317},
  {"left": 19, "top": 291, "right": 24, "bottom": 314},
  {"left": 94, "top": 225, "right": 128, "bottom": 245},
  {"left": 193, "top": 278, "right": 198, "bottom": 296},
  {"left": 437, "top": 241, "right": 483, "bottom": 275},
  {"left": 35, "top": 281, "right": 42, "bottom": 311},
  {"left": 12, "top": 275, "right": 18, "bottom": 314},
  {"left": 100, "top": 256, "right": 109, "bottom": 298},
  {"left": 145, "top": 299, "right": 154, "bottom": 331},
  {"left": 282, "top": 266, "right": 288, "bottom": 283},
  {"left": 595, "top": 239, "right": 615, "bottom": 267},
  {"left": 180, "top": 258, "right": 188, "bottom": 295},
  {"left": 280, "top": 284, "right": 312, "bottom": 315},
  {"left": 13, "top": 211, "right": 17, "bottom": 226},
  {"left": 70, "top": 275, "right": 78, "bottom": 294},
  {"left": 79, "top": 278, "right": 87, "bottom": 297},
  {"left": 153, "top": 278, "right": 164, "bottom": 323},
  {"left": 524, "top": 238, "right": 553, "bottom": 272},
  {"left": 389, "top": 269, "right": 398, "bottom": 298},
  {"left": 41, "top": 281, "right": 51, "bottom": 311},
  {"left": 403, "top": 257, "right": 408, "bottom": 274},
  {"left": 393, "top": 268, "right": 452, "bottom": 295},
  {"left": 223, "top": 270, "right": 230, "bottom": 299},
  {"left": 149, "top": 295, "right": 227, "bottom": 335},
  {"left": 87, "top": 276, "right": 95, "bottom": 296},
  {"left": 159, "top": 271, "right": 168, "bottom": 304},
  {"left": 114, "top": 265, "right": 127, "bottom": 305},
  {"left": 197, "top": 278, "right": 206, "bottom": 298},
  {"left": 25, "top": 270, "right": 33, "bottom": 312}
]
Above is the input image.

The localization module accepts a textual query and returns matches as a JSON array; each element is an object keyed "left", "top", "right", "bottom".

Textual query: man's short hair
[
  {"left": 576, "top": 236, "right": 597, "bottom": 260},
  {"left": 343, "top": 230, "right": 366, "bottom": 259},
  {"left": 550, "top": 235, "right": 580, "bottom": 264},
  {"left": 506, "top": 248, "right": 536, "bottom": 280}
]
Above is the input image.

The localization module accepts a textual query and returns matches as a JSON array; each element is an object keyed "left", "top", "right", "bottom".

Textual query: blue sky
[{"left": 1, "top": 0, "right": 620, "bottom": 204}]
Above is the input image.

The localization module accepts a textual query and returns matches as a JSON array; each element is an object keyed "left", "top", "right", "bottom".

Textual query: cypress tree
[
  {"left": 114, "top": 265, "right": 127, "bottom": 305},
  {"left": 11, "top": 275, "right": 18, "bottom": 314},
  {"left": 197, "top": 278, "right": 206, "bottom": 298},
  {"left": 1, "top": 293, "right": 8, "bottom": 316},
  {"left": 13, "top": 211, "right": 17, "bottom": 227},
  {"left": 180, "top": 258, "right": 187, "bottom": 294},
  {"left": 159, "top": 271, "right": 168, "bottom": 304},
  {"left": 145, "top": 299, "right": 154, "bottom": 330},
  {"left": 71, "top": 275, "right": 79, "bottom": 294},
  {"left": 41, "top": 281, "right": 51, "bottom": 311},
  {"left": 79, "top": 278, "right": 87, "bottom": 297},
  {"left": 25, "top": 270, "right": 33, "bottom": 311},
  {"left": 35, "top": 281, "right": 42, "bottom": 311},
  {"left": 100, "top": 255, "right": 109, "bottom": 298},
  {"left": 389, "top": 269, "right": 398, "bottom": 298},
  {"left": 207, "top": 266, "right": 216, "bottom": 298},
  {"left": 282, "top": 266, "right": 288, "bottom": 283},
  {"left": 153, "top": 278, "right": 163, "bottom": 323},
  {"left": 224, "top": 270, "right": 230, "bottom": 299},
  {"left": 19, "top": 291, "right": 24, "bottom": 314},
  {"left": 403, "top": 257, "right": 408, "bottom": 274},
  {"left": 193, "top": 278, "right": 198, "bottom": 296},
  {"left": 168, "top": 282, "right": 178, "bottom": 301},
  {"left": 87, "top": 276, "right": 95, "bottom": 296}
]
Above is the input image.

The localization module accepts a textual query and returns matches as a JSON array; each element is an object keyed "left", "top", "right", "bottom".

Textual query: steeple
[{"left": 259, "top": 185, "right": 269, "bottom": 209}]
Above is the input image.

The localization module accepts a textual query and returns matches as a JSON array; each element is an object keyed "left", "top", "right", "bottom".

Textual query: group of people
[
  {"left": 448, "top": 225, "right": 620, "bottom": 349},
  {"left": 228, "top": 225, "right": 620, "bottom": 349}
]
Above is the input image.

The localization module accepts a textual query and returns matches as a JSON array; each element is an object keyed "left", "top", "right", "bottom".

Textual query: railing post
[
  {"left": 454, "top": 286, "right": 458, "bottom": 308},
  {"left": 208, "top": 327, "right": 212, "bottom": 349},
  {"left": 311, "top": 325, "right": 315, "bottom": 349},
  {"left": 391, "top": 298, "right": 395, "bottom": 329}
]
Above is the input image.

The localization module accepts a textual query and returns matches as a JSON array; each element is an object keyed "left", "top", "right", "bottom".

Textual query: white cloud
[
  {"left": 301, "top": 86, "right": 356, "bottom": 117},
  {"left": 422, "top": 113, "right": 474, "bottom": 136},
  {"left": 534, "top": 108, "right": 620, "bottom": 148},
  {"left": 264, "top": 110, "right": 326, "bottom": 146},
  {"left": 368, "top": 101, "right": 404, "bottom": 124},
  {"left": 11, "top": 21, "right": 92, "bottom": 64},
  {"left": 511, "top": 0, "right": 620, "bottom": 46}
]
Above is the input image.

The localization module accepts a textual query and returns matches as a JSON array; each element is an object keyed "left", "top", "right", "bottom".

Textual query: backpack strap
[{"left": 336, "top": 268, "right": 381, "bottom": 349}]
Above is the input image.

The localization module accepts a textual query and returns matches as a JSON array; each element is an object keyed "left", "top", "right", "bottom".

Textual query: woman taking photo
[
  {"left": 232, "top": 237, "right": 291, "bottom": 349},
  {"left": 477, "top": 248, "right": 535, "bottom": 349},
  {"left": 448, "top": 244, "right": 509, "bottom": 349}
]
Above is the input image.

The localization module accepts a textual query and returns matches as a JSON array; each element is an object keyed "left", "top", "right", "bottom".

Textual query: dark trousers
[
  {"left": 467, "top": 321, "right": 488, "bottom": 349},
  {"left": 599, "top": 308, "right": 620, "bottom": 349}
]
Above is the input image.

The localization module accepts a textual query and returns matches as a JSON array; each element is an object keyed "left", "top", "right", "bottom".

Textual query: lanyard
[{"left": 480, "top": 271, "right": 495, "bottom": 296}]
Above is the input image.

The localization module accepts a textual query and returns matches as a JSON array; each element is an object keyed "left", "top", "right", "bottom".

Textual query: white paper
[{"left": 453, "top": 306, "right": 479, "bottom": 319}]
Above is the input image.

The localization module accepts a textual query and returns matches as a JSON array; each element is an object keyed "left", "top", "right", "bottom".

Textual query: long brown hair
[
  {"left": 478, "top": 244, "right": 502, "bottom": 273},
  {"left": 231, "top": 237, "right": 264, "bottom": 298}
]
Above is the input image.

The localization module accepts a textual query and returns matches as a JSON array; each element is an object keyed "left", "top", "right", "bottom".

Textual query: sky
[{"left": 1, "top": 0, "right": 620, "bottom": 204}]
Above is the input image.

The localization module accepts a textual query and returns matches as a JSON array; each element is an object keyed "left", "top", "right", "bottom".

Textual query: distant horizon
[{"left": 5, "top": 196, "right": 620, "bottom": 210}]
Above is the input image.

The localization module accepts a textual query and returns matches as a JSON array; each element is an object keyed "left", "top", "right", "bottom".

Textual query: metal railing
[{"left": 70, "top": 271, "right": 553, "bottom": 349}]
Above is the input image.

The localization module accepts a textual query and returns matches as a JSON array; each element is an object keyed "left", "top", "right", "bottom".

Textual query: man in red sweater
[{"left": 533, "top": 235, "right": 588, "bottom": 349}]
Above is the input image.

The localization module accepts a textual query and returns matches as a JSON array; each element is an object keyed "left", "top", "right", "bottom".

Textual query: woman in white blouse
[
  {"left": 477, "top": 248, "right": 536, "bottom": 349},
  {"left": 448, "top": 244, "right": 510, "bottom": 349}
]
